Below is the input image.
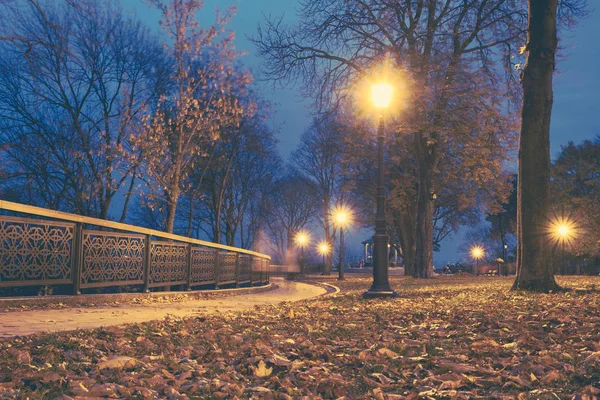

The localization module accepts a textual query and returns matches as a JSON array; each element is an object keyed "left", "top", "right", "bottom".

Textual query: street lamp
[
  {"left": 295, "top": 231, "right": 311, "bottom": 275},
  {"left": 470, "top": 245, "right": 484, "bottom": 275},
  {"left": 333, "top": 206, "right": 352, "bottom": 281},
  {"left": 363, "top": 81, "right": 398, "bottom": 298},
  {"left": 317, "top": 241, "right": 331, "bottom": 274}
]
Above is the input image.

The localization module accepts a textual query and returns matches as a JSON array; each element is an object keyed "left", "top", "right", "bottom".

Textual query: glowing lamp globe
[
  {"left": 371, "top": 82, "right": 393, "bottom": 109},
  {"left": 335, "top": 211, "right": 348, "bottom": 225},
  {"left": 558, "top": 225, "right": 570, "bottom": 237},
  {"left": 317, "top": 242, "right": 330, "bottom": 256},
  {"left": 471, "top": 246, "right": 484, "bottom": 260},
  {"left": 295, "top": 232, "right": 310, "bottom": 247}
]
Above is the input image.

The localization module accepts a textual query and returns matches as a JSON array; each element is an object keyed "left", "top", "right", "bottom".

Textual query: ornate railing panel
[
  {"left": 0, "top": 217, "right": 74, "bottom": 287},
  {"left": 81, "top": 231, "right": 145, "bottom": 288},
  {"left": 219, "top": 252, "right": 236, "bottom": 284},
  {"left": 190, "top": 248, "right": 216, "bottom": 285},
  {"left": 255, "top": 258, "right": 270, "bottom": 284},
  {"left": 0, "top": 200, "right": 270, "bottom": 295},
  {"left": 239, "top": 254, "right": 252, "bottom": 282},
  {"left": 149, "top": 242, "right": 188, "bottom": 287}
]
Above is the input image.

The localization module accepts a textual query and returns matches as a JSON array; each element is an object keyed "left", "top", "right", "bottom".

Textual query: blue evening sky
[{"left": 120, "top": 0, "right": 600, "bottom": 266}]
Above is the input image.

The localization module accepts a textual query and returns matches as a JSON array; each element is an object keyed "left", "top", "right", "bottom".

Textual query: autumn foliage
[{"left": 1, "top": 276, "right": 600, "bottom": 398}]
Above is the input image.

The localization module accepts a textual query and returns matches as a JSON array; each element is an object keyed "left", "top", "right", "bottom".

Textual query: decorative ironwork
[
  {"left": 81, "top": 231, "right": 145, "bottom": 287},
  {"left": 252, "top": 257, "right": 267, "bottom": 283},
  {"left": 219, "top": 252, "right": 236, "bottom": 282},
  {"left": 0, "top": 217, "right": 73, "bottom": 286},
  {"left": 150, "top": 242, "right": 188, "bottom": 285},
  {"left": 239, "top": 254, "right": 252, "bottom": 281},
  {"left": 190, "top": 248, "right": 215, "bottom": 284},
  {"left": 0, "top": 201, "right": 270, "bottom": 294}
]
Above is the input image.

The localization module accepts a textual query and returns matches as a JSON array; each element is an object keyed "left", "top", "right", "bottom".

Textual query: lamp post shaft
[
  {"left": 338, "top": 227, "right": 345, "bottom": 280},
  {"left": 364, "top": 115, "right": 398, "bottom": 298}
]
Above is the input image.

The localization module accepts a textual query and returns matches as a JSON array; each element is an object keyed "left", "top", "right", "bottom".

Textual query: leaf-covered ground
[{"left": 1, "top": 275, "right": 600, "bottom": 399}]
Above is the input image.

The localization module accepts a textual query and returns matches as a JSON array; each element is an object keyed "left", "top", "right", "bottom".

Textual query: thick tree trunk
[
  {"left": 512, "top": 0, "right": 559, "bottom": 292},
  {"left": 395, "top": 212, "right": 416, "bottom": 276},
  {"left": 414, "top": 158, "right": 434, "bottom": 278}
]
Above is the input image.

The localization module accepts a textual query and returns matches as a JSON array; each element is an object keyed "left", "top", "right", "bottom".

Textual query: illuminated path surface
[{"left": 0, "top": 278, "right": 328, "bottom": 338}]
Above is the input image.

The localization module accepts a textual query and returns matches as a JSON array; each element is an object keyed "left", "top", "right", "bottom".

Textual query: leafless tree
[
  {"left": 265, "top": 168, "right": 319, "bottom": 265},
  {"left": 292, "top": 112, "right": 349, "bottom": 274},
  {"left": 0, "top": 0, "right": 168, "bottom": 219}
]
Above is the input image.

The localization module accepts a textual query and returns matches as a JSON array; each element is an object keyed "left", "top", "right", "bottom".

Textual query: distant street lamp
[
  {"left": 470, "top": 245, "right": 484, "bottom": 275},
  {"left": 363, "top": 80, "right": 398, "bottom": 299},
  {"left": 317, "top": 241, "right": 331, "bottom": 274},
  {"left": 295, "top": 231, "right": 311, "bottom": 275},
  {"left": 333, "top": 207, "right": 352, "bottom": 281},
  {"left": 548, "top": 217, "right": 577, "bottom": 275}
]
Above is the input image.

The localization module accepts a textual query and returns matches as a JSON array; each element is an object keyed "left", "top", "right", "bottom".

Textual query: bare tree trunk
[
  {"left": 512, "top": 0, "right": 559, "bottom": 292},
  {"left": 414, "top": 161, "right": 434, "bottom": 278},
  {"left": 165, "top": 187, "right": 180, "bottom": 234},
  {"left": 396, "top": 213, "right": 416, "bottom": 277},
  {"left": 414, "top": 133, "right": 436, "bottom": 278},
  {"left": 119, "top": 170, "right": 137, "bottom": 223},
  {"left": 323, "top": 194, "right": 332, "bottom": 275}
]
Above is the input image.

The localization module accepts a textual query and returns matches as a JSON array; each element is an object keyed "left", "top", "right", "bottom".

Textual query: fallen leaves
[
  {"left": 1, "top": 275, "right": 600, "bottom": 398},
  {"left": 97, "top": 355, "right": 143, "bottom": 371}
]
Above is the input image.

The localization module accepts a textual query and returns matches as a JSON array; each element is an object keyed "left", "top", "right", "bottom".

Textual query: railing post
[
  {"left": 186, "top": 244, "right": 192, "bottom": 291},
  {"left": 266, "top": 259, "right": 270, "bottom": 284},
  {"left": 72, "top": 223, "right": 83, "bottom": 295},
  {"left": 248, "top": 256, "right": 252, "bottom": 287},
  {"left": 143, "top": 234, "right": 151, "bottom": 293},
  {"left": 214, "top": 249, "right": 220, "bottom": 289},
  {"left": 234, "top": 253, "right": 240, "bottom": 288}
]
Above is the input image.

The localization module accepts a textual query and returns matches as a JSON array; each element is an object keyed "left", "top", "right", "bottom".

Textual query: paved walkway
[{"left": 0, "top": 278, "right": 327, "bottom": 338}]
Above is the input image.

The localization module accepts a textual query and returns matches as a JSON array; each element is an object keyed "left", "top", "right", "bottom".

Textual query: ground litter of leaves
[{"left": 1, "top": 275, "right": 600, "bottom": 399}]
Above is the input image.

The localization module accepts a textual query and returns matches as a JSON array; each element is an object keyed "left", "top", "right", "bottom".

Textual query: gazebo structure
[{"left": 361, "top": 238, "right": 401, "bottom": 267}]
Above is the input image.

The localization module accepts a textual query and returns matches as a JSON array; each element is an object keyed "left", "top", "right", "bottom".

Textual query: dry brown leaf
[
  {"left": 97, "top": 356, "right": 142, "bottom": 371},
  {"left": 254, "top": 360, "right": 272, "bottom": 377},
  {"left": 377, "top": 347, "right": 398, "bottom": 358}
]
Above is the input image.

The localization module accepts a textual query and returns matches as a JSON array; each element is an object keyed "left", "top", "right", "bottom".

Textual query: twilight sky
[{"left": 121, "top": 0, "right": 600, "bottom": 265}]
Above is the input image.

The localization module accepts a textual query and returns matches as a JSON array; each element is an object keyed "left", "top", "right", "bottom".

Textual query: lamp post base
[{"left": 362, "top": 289, "right": 399, "bottom": 299}]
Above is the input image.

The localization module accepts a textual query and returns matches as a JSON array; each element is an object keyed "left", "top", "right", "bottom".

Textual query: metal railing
[{"left": 0, "top": 200, "right": 270, "bottom": 294}]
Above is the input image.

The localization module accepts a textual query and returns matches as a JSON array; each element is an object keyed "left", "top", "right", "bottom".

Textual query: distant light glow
[
  {"left": 371, "top": 82, "right": 393, "bottom": 109},
  {"left": 295, "top": 231, "right": 310, "bottom": 248},
  {"left": 317, "top": 241, "right": 331, "bottom": 256},
  {"left": 471, "top": 245, "right": 484, "bottom": 260},
  {"left": 547, "top": 215, "right": 578, "bottom": 246}
]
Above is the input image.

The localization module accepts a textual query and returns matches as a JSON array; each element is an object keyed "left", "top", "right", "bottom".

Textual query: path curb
[
  {"left": 302, "top": 280, "right": 341, "bottom": 296},
  {"left": 0, "top": 282, "right": 275, "bottom": 311}
]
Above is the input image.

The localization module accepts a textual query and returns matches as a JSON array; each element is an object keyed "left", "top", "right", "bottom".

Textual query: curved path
[{"left": 0, "top": 278, "right": 327, "bottom": 339}]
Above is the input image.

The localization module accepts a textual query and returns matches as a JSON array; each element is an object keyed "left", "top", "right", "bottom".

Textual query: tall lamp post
[
  {"left": 295, "top": 231, "right": 310, "bottom": 275},
  {"left": 470, "top": 245, "right": 484, "bottom": 275},
  {"left": 317, "top": 241, "right": 331, "bottom": 274},
  {"left": 363, "top": 82, "right": 398, "bottom": 298},
  {"left": 333, "top": 207, "right": 351, "bottom": 281}
]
